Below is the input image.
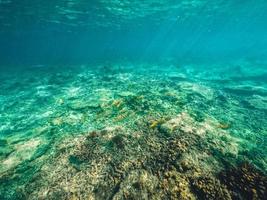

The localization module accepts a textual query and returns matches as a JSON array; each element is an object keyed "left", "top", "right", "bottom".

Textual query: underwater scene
[{"left": 0, "top": 1, "right": 267, "bottom": 200}]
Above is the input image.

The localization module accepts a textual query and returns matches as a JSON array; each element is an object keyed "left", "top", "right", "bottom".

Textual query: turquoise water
[{"left": 0, "top": 1, "right": 267, "bottom": 200}]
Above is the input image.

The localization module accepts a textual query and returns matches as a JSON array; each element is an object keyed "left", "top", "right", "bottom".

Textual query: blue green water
[{"left": 0, "top": 1, "right": 267, "bottom": 200}]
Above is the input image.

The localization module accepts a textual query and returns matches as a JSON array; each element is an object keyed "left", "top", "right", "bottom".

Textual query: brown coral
[
  {"left": 160, "top": 170, "right": 195, "bottom": 200},
  {"left": 219, "top": 162, "right": 267, "bottom": 200},
  {"left": 191, "top": 175, "right": 231, "bottom": 200}
]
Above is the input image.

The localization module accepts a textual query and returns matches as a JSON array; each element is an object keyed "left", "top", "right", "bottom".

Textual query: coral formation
[
  {"left": 110, "top": 134, "right": 126, "bottom": 149},
  {"left": 160, "top": 170, "right": 195, "bottom": 200},
  {"left": 219, "top": 162, "right": 267, "bottom": 200},
  {"left": 217, "top": 122, "right": 231, "bottom": 130},
  {"left": 112, "top": 170, "right": 158, "bottom": 200},
  {"left": 191, "top": 176, "right": 231, "bottom": 200},
  {"left": 0, "top": 62, "right": 266, "bottom": 199}
]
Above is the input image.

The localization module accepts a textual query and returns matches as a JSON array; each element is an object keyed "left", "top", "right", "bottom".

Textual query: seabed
[{"left": 0, "top": 61, "right": 266, "bottom": 199}]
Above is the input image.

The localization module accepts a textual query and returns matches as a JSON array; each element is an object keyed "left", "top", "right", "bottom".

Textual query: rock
[
  {"left": 246, "top": 95, "right": 267, "bottom": 110},
  {"left": 0, "top": 139, "right": 13, "bottom": 160},
  {"left": 118, "top": 91, "right": 135, "bottom": 97},
  {"left": 0, "top": 138, "right": 41, "bottom": 173},
  {"left": 68, "top": 101, "right": 88, "bottom": 110},
  {"left": 0, "top": 139, "right": 7, "bottom": 146},
  {"left": 52, "top": 117, "right": 63, "bottom": 126},
  {"left": 68, "top": 100, "right": 100, "bottom": 111},
  {"left": 159, "top": 112, "right": 194, "bottom": 136}
]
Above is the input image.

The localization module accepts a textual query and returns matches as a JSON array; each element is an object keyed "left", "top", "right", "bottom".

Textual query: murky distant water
[
  {"left": 0, "top": 1, "right": 267, "bottom": 200},
  {"left": 1, "top": 0, "right": 267, "bottom": 65}
]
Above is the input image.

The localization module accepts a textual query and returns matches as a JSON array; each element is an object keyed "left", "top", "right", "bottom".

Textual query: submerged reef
[
  {"left": 219, "top": 162, "right": 267, "bottom": 200},
  {"left": 0, "top": 62, "right": 266, "bottom": 199},
  {"left": 191, "top": 176, "right": 231, "bottom": 200},
  {"left": 1, "top": 113, "right": 264, "bottom": 200}
]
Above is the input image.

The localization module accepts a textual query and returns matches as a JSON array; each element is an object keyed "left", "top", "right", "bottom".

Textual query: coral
[
  {"left": 70, "top": 131, "right": 102, "bottom": 163},
  {"left": 1, "top": 63, "right": 267, "bottom": 199},
  {"left": 68, "top": 155, "right": 83, "bottom": 170},
  {"left": 112, "top": 170, "right": 159, "bottom": 200},
  {"left": 148, "top": 136, "right": 192, "bottom": 173},
  {"left": 111, "top": 134, "right": 126, "bottom": 149},
  {"left": 123, "top": 94, "right": 150, "bottom": 112},
  {"left": 56, "top": 98, "right": 64, "bottom": 105},
  {"left": 219, "top": 162, "right": 267, "bottom": 200},
  {"left": 149, "top": 118, "right": 166, "bottom": 129},
  {"left": 160, "top": 170, "right": 195, "bottom": 200},
  {"left": 112, "top": 99, "right": 123, "bottom": 108},
  {"left": 217, "top": 122, "right": 231, "bottom": 130},
  {"left": 191, "top": 176, "right": 231, "bottom": 200},
  {"left": 52, "top": 117, "right": 63, "bottom": 126},
  {"left": 114, "top": 112, "right": 128, "bottom": 122}
]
